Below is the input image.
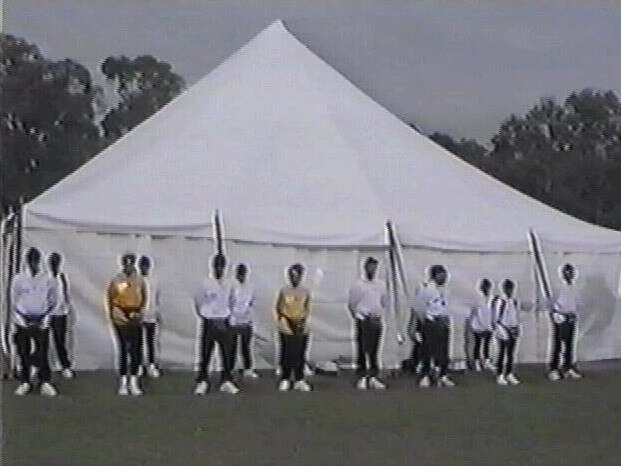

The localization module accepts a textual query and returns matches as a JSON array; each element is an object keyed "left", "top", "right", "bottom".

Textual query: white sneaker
[
  {"left": 548, "top": 370, "right": 562, "bottom": 381},
  {"left": 438, "top": 375, "right": 455, "bottom": 387},
  {"left": 356, "top": 377, "right": 368, "bottom": 390},
  {"left": 368, "top": 377, "right": 386, "bottom": 390},
  {"left": 304, "top": 364, "right": 315, "bottom": 376},
  {"left": 497, "top": 374, "right": 508, "bottom": 386},
  {"left": 15, "top": 382, "right": 32, "bottom": 396},
  {"left": 147, "top": 364, "right": 161, "bottom": 378},
  {"left": 278, "top": 379, "right": 291, "bottom": 392},
  {"left": 484, "top": 359, "right": 495, "bottom": 371},
  {"left": 194, "top": 381, "right": 209, "bottom": 395},
  {"left": 129, "top": 376, "right": 143, "bottom": 396},
  {"left": 506, "top": 373, "right": 521, "bottom": 385},
  {"left": 566, "top": 368, "right": 583, "bottom": 379},
  {"left": 419, "top": 376, "right": 432, "bottom": 388},
  {"left": 61, "top": 368, "right": 75, "bottom": 379},
  {"left": 219, "top": 381, "right": 240, "bottom": 395},
  {"left": 293, "top": 380, "right": 312, "bottom": 392},
  {"left": 118, "top": 376, "right": 129, "bottom": 395},
  {"left": 243, "top": 369, "right": 260, "bottom": 379},
  {"left": 40, "top": 382, "right": 58, "bottom": 397},
  {"left": 473, "top": 360, "right": 482, "bottom": 372}
]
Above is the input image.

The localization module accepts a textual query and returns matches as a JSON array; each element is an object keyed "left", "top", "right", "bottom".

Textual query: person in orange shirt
[
  {"left": 275, "top": 263, "right": 312, "bottom": 392},
  {"left": 106, "top": 253, "right": 146, "bottom": 396}
]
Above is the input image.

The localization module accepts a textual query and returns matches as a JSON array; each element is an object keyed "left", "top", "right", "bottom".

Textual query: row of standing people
[{"left": 9, "top": 248, "right": 582, "bottom": 397}]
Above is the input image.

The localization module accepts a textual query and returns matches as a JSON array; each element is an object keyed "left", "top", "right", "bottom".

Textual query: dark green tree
[
  {"left": 100, "top": 55, "right": 185, "bottom": 139},
  {"left": 1, "top": 34, "right": 102, "bottom": 212}
]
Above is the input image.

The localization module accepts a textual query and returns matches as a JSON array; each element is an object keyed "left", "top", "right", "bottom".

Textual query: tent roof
[{"left": 24, "top": 20, "right": 621, "bottom": 252}]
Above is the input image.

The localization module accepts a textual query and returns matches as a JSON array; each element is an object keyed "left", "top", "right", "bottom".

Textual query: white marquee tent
[{"left": 6, "top": 20, "right": 621, "bottom": 370}]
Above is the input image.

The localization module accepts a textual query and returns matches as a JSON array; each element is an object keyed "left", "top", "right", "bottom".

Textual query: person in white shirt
[
  {"left": 494, "top": 279, "right": 521, "bottom": 386},
  {"left": 193, "top": 254, "right": 239, "bottom": 395},
  {"left": 229, "top": 263, "right": 259, "bottom": 378},
  {"left": 48, "top": 252, "right": 75, "bottom": 379},
  {"left": 547, "top": 263, "right": 583, "bottom": 381},
  {"left": 469, "top": 278, "right": 495, "bottom": 372},
  {"left": 416, "top": 264, "right": 456, "bottom": 388},
  {"left": 139, "top": 255, "right": 162, "bottom": 378},
  {"left": 348, "top": 257, "right": 388, "bottom": 390},
  {"left": 11, "top": 247, "right": 59, "bottom": 396}
]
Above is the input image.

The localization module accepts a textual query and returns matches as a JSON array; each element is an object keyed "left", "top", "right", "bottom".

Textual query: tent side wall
[{"left": 19, "top": 228, "right": 621, "bottom": 370}]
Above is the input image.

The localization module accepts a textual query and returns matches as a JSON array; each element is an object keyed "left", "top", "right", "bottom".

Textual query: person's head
[
  {"left": 288, "top": 263, "right": 305, "bottom": 287},
  {"left": 363, "top": 257, "right": 379, "bottom": 280},
  {"left": 560, "top": 263, "right": 576, "bottom": 284},
  {"left": 429, "top": 265, "right": 448, "bottom": 287},
  {"left": 235, "top": 263, "right": 248, "bottom": 283},
  {"left": 48, "top": 252, "right": 62, "bottom": 275},
  {"left": 501, "top": 279, "right": 515, "bottom": 297},
  {"left": 120, "top": 253, "right": 137, "bottom": 275},
  {"left": 478, "top": 278, "right": 492, "bottom": 296},
  {"left": 138, "top": 255, "right": 152, "bottom": 276},
  {"left": 25, "top": 247, "right": 41, "bottom": 274},
  {"left": 211, "top": 254, "right": 226, "bottom": 280}
]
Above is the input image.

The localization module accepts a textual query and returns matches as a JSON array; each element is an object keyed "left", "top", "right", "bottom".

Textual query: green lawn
[{"left": 2, "top": 363, "right": 621, "bottom": 466}]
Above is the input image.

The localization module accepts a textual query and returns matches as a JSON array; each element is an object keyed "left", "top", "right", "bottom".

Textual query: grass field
[{"left": 2, "top": 362, "right": 621, "bottom": 466}]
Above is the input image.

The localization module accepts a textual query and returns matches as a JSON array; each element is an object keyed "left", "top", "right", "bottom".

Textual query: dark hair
[
  {"left": 26, "top": 247, "right": 41, "bottom": 263},
  {"left": 501, "top": 279, "right": 515, "bottom": 294},
  {"left": 289, "top": 263, "right": 304, "bottom": 275},
  {"left": 139, "top": 255, "right": 151, "bottom": 268},
  {"left": 49, "top": 251, "right": 62, "bottom": 265},
  {"left": 236, "top": 263, "right": 247, "bottom": 274},
  {"left": 429, "top": 264, "right": 447, "bottom": 280},
  {"left": 212, "top": 254, "right": 226, "bottom": 269},
  {"left": 479, "top": 278, "right": 492, "bottom": 293},
  {"left": 561, "top": 263, "right": 574, "bottom": 274},
  {"left": 121, "top": 253, "right": 136, "bottom": 265},
  {"left": 364, "top": 257, "right": 379, "bottom": 267}
]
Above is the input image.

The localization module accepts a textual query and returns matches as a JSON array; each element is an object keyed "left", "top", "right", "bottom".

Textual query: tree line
[{"left": 2, "top": 33, "right": 620, "bottom": 231}]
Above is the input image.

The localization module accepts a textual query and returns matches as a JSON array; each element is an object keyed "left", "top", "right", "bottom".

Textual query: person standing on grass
[
  {"left": 138, "top": 255, "right": 162, "bottom": 378},
  {"left": 193, "top": 254, "right": 239, "bottom": 395},
  {"left": 275, "top": 263, "right": 312, "bottom": 392},
  {"left": 107, "top": 253, "right": 146, "bottom": 396},
  {"left": 230, "top": 263, "right": 260, "bottom": 378},
  {"left": 48, "top": 252, "right": 76, "bottom": 379},
  {"left": 348, "top": 257, "right": 388, "bottom": 390},
  {"left": 494, "top": 279, "right": 521, "bottom": 386},
  {"left": 416, "top": 264, "right": 456, "bottom": 388},
  {"left": 547, "top": 263, "right": 583, "bottom": 381},
  {"left": 12, "top": 247, "right": 59, "bottom": 396},
  {"left": 469, "top": 278, "right": 495, "bottom": 372}
]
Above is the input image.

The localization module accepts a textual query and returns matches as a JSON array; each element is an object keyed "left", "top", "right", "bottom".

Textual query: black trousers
[
  {"left": 113, "top": 324, "right": 142, "bottom": 376},
  {"left": 355, "top": 318, "right": 382, "bottom": 378},
  {"left": 51, "top": 315, "right": 71, "bottom": 369},
  {"left": 142, "top": 322, "right": 158, "bottom": 365},
  {"left": 496, "top": 330, "right": 518, "bottom": 375},
  {"left": 473, "top": 330, "right": 492, "bottom": 362},
  {"left": 14, "top": 325, "right": 51, "bottom": 383},
  {"left": 279, "top": 332, "right": 308, "bottom": 382},
  {"left": 550, "top": 319, "right": 577, "bottom": 372},
  {"left": 421, "top": 318, "right": 450, "bottom": 377},
  {"left": 231, "top": 324, "right": 253, "bottom": 370},
  {"left": 196, "top": 318, "right": 234, "bottom": 383}
]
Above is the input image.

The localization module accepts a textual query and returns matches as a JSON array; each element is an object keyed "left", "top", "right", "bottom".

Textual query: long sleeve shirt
[
  {"left": 194, "top": 278, "right": 232, "bottom": 320},
  {"left": 229, "top": 282, "right": 254, "bottom": 326},
  {"left": 50, "top": 272, "right": 70, "bottom": 316},
  {"left": 550, "top": 283, "right": 578, "bottom": 316},
  {"left": 107, "top": 272, "right": 146, "bottom": 326},
  {"left": 141, "top": 276, "right": 160, "bottom": 323},
  {"left": 348, "top": 278, "right": 388, "bottom": 319},
  {"left": 494, "top": 296, "right": 520, "bottom": 329},
  {"left": 275, "top": 286, "right": 310, "bottom": 335},
  {"left": 415, "top": 282, "right": 449, "bottom": 319},
  {"left": 11, "top": 269, "right": 58, "bottom": 327},
  {"left": 470, "top": 295, "right": 494, "bottom": 332}
]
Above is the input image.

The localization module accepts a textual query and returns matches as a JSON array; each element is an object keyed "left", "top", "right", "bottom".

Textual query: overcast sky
[{"left": 3, "top": 0, "right": 621, "bottom": 143}]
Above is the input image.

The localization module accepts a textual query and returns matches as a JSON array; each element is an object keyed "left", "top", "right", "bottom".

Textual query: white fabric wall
[{"left": 16, "top": 228, "right": 621, "bottom": 370}]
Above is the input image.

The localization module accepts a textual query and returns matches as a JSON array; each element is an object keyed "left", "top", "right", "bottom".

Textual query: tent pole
[{"left": 385, "top": 222, "right": 404, "bottom": 345}]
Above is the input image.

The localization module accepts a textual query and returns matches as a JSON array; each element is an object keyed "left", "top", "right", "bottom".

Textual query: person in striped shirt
[
  {"left": 193, "top": 254, "right": 239, "bottom": 395},
  {"left": 469, "top": 278, "right": 495, "bottom": 372},
  {"left": 275, "top": 263, "right": 312, "bottom": 392},
  {"left": 107, "top": 253, "right": 146, "bottom": 395},
  {"left": 348, "top": 257, "right": 388, "bottom": 390},
  {"left": 494, "top": 279, "right": 521, "bottom": 386},
  {"left": 11, "top": 247, "right": 59, "bottom": 396},
  {"left": 547, "top": 263, "right": 583, "bottom": 381},
  {"left": 48, "top": 252, "right": 75, "bottom": 379},
  {"left": 230, "top": 263, "right": 259, "bottom": 378}
]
